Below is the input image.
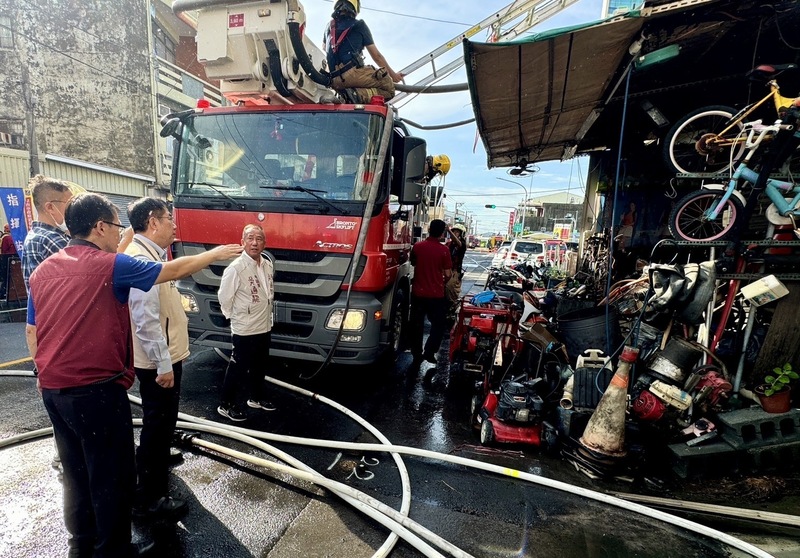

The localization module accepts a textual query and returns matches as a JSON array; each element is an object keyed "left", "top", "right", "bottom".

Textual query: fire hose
[{"left": 0, "top": 369, "right": 779, "bottom": 558}]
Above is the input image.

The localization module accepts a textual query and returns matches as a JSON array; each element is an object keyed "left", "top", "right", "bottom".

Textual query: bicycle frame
[
  {"left": 707, "top": 80, "right": 794, "bottom": 149},
  {"left": 708, "top": 122, "right": 800, "bottom": 220}
]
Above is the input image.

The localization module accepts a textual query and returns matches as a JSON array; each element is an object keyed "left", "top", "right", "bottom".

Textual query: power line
[{"left": 318, "top": 0, "right": 474, "bottom": 27}]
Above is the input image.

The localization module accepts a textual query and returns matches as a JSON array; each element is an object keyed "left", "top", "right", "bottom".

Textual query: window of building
[
  {"left": 0, "top": 16, "right": 13, "bottom": 49},
  {"left": 152, "top": 21, "right": 176, "bottom": 64}
]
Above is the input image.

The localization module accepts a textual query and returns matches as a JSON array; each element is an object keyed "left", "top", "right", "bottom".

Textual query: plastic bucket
[{"left": 557, "top": 305, "right": 621, "bottom": 364}]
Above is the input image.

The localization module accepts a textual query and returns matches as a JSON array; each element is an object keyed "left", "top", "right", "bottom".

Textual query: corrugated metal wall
[
  {"left": 0, "top": 149, "right": 148, "bottom": 227},
  {"left": 41, "top": 160, "right": 148, "bottom": 198},
  {"left": 0, "top": 148, "right": 29, "bottom": 189}
]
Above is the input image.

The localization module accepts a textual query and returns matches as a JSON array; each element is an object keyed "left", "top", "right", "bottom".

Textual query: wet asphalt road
[{"left": 0, "top": 251, "right": 797, "bottom": 557}]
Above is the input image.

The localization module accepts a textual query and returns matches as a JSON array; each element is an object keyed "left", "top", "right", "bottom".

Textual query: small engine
[{"left": 494, "top": 380, "right": 544, "bottom": 423}]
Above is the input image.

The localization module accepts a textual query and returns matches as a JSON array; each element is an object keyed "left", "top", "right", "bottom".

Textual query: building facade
[{"left": 0, "top": 0, "right": 220, "bottom": 226}]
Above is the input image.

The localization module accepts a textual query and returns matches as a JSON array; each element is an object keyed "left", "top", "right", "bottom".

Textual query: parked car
[
  {"left": 502, "top": 239, "right": 547, "bottom": 266},
  {"left": 490, "top": 240, "right": 513, "bottom": 267}
]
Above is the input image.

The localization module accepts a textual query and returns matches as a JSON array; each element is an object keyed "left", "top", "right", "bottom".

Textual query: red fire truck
[{"left": 165, "top": 0, "right": 438, "bottom": 365}]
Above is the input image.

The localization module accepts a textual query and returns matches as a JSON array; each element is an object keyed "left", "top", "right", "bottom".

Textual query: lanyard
[{"left": 328, "top": 20, "right": 353, "bottom": 54}]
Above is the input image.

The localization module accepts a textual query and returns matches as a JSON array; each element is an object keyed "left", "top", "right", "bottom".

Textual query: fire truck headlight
[
  {"left": 181, "top": 293, "right": 199, "bottom": 314},
  {"left": 326, "top": 309, "right": 366, "bottom": 331}
]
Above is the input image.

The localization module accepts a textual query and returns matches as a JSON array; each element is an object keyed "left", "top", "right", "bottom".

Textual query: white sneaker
[{"left": 247, "top": 399, "right": 276, "bottom": 411}]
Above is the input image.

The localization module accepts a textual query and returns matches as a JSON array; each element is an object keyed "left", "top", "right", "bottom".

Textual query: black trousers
[
  {"left": 135, "top": 360, "right": 182, "bottom": 506},
  {"left": 409, "top": 295, "right": 447, "bottom": 357},
  {"left": 221, "top": 332, "right": 270, "bottom": 407},
  {"left": 42, "top": 382, "right": 135, "bottom": 558}
]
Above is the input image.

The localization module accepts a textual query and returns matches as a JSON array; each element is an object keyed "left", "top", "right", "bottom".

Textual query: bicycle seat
[{"left": 747, "top": 63, "right": 798, "bottom": 81}]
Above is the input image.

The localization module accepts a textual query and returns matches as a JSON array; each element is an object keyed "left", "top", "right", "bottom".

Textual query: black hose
[
  {"left": 400, "top": 117, "right": 475, "bottom": 131},
  {"left": 287, "top": 20, "right": 332, "bottom": 88},
  {"left": 394, "top": 83, "right": 469, "bottom": 94}
]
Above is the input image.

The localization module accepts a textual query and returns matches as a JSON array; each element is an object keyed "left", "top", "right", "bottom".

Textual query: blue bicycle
[{"left": 668, "top": 116, "right": 800, "bottom": 242}]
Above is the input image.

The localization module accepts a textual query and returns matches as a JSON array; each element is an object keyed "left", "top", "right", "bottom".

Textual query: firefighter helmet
[
  {"left": 333, "top": 0, "right": 359, "bottom": 16},
  {"left": 452, "top": 223, "right": 467, "bottom": 234},
  {"left": 430, "top": 154, "right": 451, "bottom": 175}
]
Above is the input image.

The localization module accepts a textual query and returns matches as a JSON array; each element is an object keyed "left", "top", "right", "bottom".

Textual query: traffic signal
[{"left": 484, "top": 204, "right": 496, "bottom": 208}]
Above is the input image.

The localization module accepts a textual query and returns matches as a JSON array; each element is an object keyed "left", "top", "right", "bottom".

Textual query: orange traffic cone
[{"left": 579, "top": 346, "right": 639, "bottom": 458}]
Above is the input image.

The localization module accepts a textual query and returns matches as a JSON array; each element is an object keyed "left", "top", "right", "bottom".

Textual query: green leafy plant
[{"left": 763, "top": 363, "right": 799, "bottom": 397}]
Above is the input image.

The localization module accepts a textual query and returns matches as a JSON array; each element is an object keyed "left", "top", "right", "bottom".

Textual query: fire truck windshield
[{"left": 174, "top": 111, "right": 384, "bottom": 204}]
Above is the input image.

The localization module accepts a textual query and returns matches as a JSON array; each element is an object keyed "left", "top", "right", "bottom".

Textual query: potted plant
[{"left": 754, "top": 363, "right": 798, "bottom": 413}]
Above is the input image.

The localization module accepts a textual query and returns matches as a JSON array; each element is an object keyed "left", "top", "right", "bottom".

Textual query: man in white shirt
[
  {"left": 125, "top": 197, "right": 188, "bottom": 519},
  {"left": 217, "top": 224, "right": 276, "bottom": 422}
]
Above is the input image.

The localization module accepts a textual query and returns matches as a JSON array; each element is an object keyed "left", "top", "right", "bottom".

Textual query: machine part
[
  {"left": 632, "top": 390, "right": 667, "bottom": 421},
  {"left": 685, "top": 431, "right": 719, "bottom": 447},
  {"left": 693, "top": 371, "right": 733, "bottom": 406},
  {"left": 575, "top": 349, "right": 609, "bottom": 369},
  {"left": 571, "top": 367, "right": 614, "bottom": 410},
  {"left": 560, "top": 374, "right": 575, "bottom": 409},
  {"left": 649, "top": 380, "right": 692, "bottom": 412},
  {"left": 646, "top": 337, "right": 705, "bottom": 384},
  {"left": 681, "top": 418, "right": 716, "bottom": 437}
]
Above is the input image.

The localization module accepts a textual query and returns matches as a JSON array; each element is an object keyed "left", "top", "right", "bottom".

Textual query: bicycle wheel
[
  {"left": 663, "top": 105, "right": 745, "bottom": 175},
  {"left": 668, "top": 189, "right": 744, "bottom": 242}
]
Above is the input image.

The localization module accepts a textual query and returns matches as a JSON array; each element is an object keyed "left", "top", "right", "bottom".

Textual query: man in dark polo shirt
[
  {"left": 409, "top": 219, "right": 452, "bottom": 364},
  {"left": 26, "top": 193, "right": 242, "bottom": 558}
]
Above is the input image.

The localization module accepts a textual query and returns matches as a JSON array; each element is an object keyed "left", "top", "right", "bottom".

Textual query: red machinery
[{"left": 450, "top": 292, "right": 552, "bottom": 447}]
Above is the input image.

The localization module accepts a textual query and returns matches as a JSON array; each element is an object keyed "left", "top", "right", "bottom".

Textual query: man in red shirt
[{"left": 409, "top": 219, "right": 452, "bottom": 364}]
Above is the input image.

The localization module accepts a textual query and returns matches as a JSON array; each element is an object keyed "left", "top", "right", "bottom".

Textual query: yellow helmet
[
  {"left": 334, "top": 0, "right": 359, "bottom": 15},
  {"left": 431, "top": 154, "right": 451, "bottom": 175},
  {"left": 452, "top": 223, "right": 467, "bottom": 234}
]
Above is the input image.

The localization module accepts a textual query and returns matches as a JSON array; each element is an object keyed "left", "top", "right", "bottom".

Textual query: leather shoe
[
  {"left": 132, "top": 540, "right": 155, "bottom": 556},
  {"left": 168, "top": 447, "right": 183, "bottom": 466},
  {"left": 133, "top": 496, "right": 187, "bottom": 519}
]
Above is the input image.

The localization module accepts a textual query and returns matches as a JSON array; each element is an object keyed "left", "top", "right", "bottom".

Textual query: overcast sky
[{"left": 304, "top": 0, "right": 605, "bottom": 234}]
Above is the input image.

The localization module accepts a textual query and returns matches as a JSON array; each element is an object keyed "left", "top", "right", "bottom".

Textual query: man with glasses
[
  {"left": 217, "top": 224, "right": 276, "bottom": 422},
  {"left": 124, "top": 198, "right": 187, "bottom": 520},
  {"left": 26, "top": 193, "right": 242, "bottom": 558}
]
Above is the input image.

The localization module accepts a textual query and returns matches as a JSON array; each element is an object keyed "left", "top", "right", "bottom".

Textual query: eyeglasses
[
  {"left": 148, "top": 210, "right": 173, "bottom": 222},
  {"left": 100, "top": 220, "right": 125, "bottom": 238}
]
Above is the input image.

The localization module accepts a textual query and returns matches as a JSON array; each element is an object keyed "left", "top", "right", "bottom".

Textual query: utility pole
[
  {"left": 496, "top": 177, "right": 528, "bottom": 238},
  {"left": 20, "top": 65, "right": 40, "bottom": 177}
]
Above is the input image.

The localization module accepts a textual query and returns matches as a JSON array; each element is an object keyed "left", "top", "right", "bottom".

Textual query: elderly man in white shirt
[
  {"left": 217, "top": 224, "right": 276, "bottom": 422},
  {"left": 125, "top": 197, "right": 188, "bottom": 519}
]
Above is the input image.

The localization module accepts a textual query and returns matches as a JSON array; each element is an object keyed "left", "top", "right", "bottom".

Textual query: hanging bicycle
[
  {"left": 662, "top": 63, "right": 798, "bottom": 175},
  {"left": 668, "top": 113, "right": 800, "bottom": 242}
]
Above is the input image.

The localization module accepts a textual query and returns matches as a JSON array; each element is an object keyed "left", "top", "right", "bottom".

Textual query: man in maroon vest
[{"left": 27, "top": 193, "right": 242, "bottom": 558}]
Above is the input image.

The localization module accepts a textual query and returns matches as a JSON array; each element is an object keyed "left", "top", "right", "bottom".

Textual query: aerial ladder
[
  {"left": 173, "top": 0, "right": 579, "bottom": 106},
  {"left": 390, "top": 0, "right": 581, "bottom": 105}
]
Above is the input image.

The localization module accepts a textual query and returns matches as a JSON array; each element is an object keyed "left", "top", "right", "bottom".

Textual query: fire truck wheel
[
  {"left": 480, "top": 419, "right": 495, "bottom": 446},
  {"left": 387, "top": 288, "right": 407, "bottom": 356}
]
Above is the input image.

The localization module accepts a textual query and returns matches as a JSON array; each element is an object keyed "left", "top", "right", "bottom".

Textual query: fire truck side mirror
[
  {"left": 160, "top": 118, "right": 182, "bottom": 139},
  {"left": 398, "top": 136, "right": 426, "bottom": 205}
]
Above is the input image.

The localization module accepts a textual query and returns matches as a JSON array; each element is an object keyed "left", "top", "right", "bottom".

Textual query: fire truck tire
[
  {"left": 385, "top": 288, "right": 408, "bottom": 359},
  {"left": 480, "top": 419, "right": 495, "bottom": 446}
]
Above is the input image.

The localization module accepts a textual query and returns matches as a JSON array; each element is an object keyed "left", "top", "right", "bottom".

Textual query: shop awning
[{"left": 465, "top": 15, "right": 644, "bottom": 168}]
